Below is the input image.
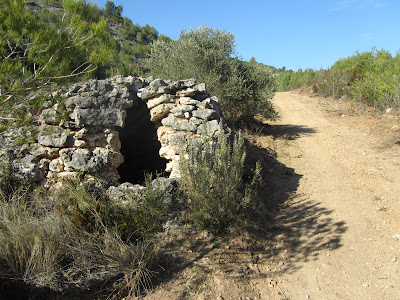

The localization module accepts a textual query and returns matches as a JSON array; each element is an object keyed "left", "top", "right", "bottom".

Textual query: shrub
[
  {"left": 179, "top": 128, "right": 261, "bottom": 233},
  {"left": 277, "top": 48, "right": 400, "bottom": 110},
  {"left": 148, "top": 26, "right": 276, "bottom": 123}
]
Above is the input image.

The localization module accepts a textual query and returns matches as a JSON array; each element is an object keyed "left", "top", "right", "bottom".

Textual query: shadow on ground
[{"left": 149, "top": 122, "right": 347, "bottom": 295}]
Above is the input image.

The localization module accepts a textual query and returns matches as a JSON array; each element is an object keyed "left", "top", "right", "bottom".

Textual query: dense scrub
[
  {"left": 0, "top": 128, "right": 264, "bottom": 297},
  {"left": 148, "top": 26, "right": 277, "bottom": 123},
  {"left": 0, "top": 0, "right": 158, "bottom": 121},
  {"left": 275, "top": 48, "right": 400, "bottom": 110}
]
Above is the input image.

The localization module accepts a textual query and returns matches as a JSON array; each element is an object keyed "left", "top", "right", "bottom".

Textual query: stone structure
[{"left": 3, "top": 76, "right": 222, "bottom": 188}]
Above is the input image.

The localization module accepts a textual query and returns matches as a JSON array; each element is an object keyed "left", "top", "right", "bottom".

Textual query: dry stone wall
[{"left": 3, "top": 76, "right": 223, "bottom": 187}]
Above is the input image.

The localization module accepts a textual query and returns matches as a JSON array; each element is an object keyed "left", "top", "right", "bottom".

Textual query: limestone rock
[
  {"left": 194, "top": 83, "right": 207, "bottom": 93},
  {"left": 156, "top": 126, "right": 173, "bottom": 146},
  {"left": 179, "top": 97, "right": 200, "bottom": 105},
  {"left": 49, "top": 158, "right": 64, "bottom": 172},
  {"left": 137, "top": 79, "right": 169, "bottom": 100},
  {"left": 197, "top": 120, "right": 220, "bottom": 137},
  {"left": 169, "top": 133, "right": 187, "bottom": 146},
  {"left": 171, "top": 105, "right": 195, "bottom": 113},
  {"left": 189, "top": 117, "right": 204, "bottom": 126},
  {"left": 38, "top": 159, "right": 50, "bottom": 171},
  {"left": 168, "top": 78, "right": 196, "bottom": 91},
  {"left": 39, "top": 108, "right": 59, "bottom": 125},
  {"left": 60, "top": 148, "right": 91, "bottom": 172},
  {"left": 161, "top": 115, "right": 197, "bottom": 132},
  {"left": 150, "top": 103, "right": 175, "bottom": 122},
  {"left": 150, "top": 177, "right": 178, "bottom": 205},
  {"left": 146, "top": 94, "right": 175, "bottom": 109},
  {"left": 29, "top": 144, "right": 47, "bottom": 158},
  {"left": 106, "top": 131, "right": 121, "bottom": 151},
  {"left": 176, "top": 88, "right": 196, "bottom": 97},
  {"left": 65, "top": 95, "right": 94, "bottom": 110},
  {"left": 74, "top": 140, "right": 87, "bottom": 148},
  {"left": 192, "top": 108, "right": 218, "bottom": 121},
  {"left": 159, "top": 145, "right": 178, "bottom": 159},
  {"left": 72, "top": 108, "right": 126, "bottom": 127},
  {"left": 38, "top": 125, "right": 70, "bottom": 148},
  {"left": 13, "top": 155, "right": 43, "bottom": 182},
  {"left": 107, "top": 182, "right": 145, "bottom": 206},
  {"left": 89, "top": 148, "right": 124, "bottom": 170}
]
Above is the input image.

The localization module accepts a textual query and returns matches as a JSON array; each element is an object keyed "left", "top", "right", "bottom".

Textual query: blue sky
[{"left": 95, "top": 0, "right": 400, "bottom": 71}]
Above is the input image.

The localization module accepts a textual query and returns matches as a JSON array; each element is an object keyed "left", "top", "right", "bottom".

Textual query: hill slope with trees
[{"left": 275, "top": 48, "right": 400, "bottom": 111}]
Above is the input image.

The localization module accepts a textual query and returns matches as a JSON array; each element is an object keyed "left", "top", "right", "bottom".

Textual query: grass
[
  {"left": 0, "top": 180, "right": 159, "bottom": 298},
  {"left": 0, "top": 124, "right": 266, "bottom": 297}
]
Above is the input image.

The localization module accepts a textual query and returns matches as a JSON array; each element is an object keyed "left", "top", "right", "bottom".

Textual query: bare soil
[{"left": 145, "top": 91, "right": 400, "bottom": 299}]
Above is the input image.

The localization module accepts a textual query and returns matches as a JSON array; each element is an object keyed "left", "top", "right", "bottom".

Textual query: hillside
[{"left": 26, "top": 0, "right": 161, "bottom": 76}]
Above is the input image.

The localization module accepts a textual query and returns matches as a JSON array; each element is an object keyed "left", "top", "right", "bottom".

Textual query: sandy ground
[{"left": 145, "top": 91, "right": 400, "bottom": 300}]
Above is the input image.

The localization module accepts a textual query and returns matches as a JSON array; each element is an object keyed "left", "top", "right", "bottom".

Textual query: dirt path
[
  {"left": 146, "top": 91, "right": 400, "bottom": 299},
  {"left": 255, "top": 91, "right": 400, "bottom": 299}
]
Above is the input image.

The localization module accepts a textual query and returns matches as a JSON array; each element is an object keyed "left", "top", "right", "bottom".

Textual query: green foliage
[
  {"left": 0, "top": 0, "right": 163, "bottom": 123},
  {"left": 0, "top": 0, "right": 106, "bottom": 119},
  {"left": 275, "top": 68, "right": 317, "bottom": 91},
  {"left": 179, "top": 129, "right": 261, "bottom": 232},
  {"left": 148, "top": 26, "right": 276, "bottom": 123},
  {"left": 276, "top": 48, "right": 400, "bottom": 110},
  {"left": 63, "top": 0, "right": 102, "bottom": 22},
  {"left": 104, "top": 0, "right": 123, "bottom": 21}
]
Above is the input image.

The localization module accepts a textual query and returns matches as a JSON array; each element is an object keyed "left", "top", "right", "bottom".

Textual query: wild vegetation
[
  {"left": 8, "top": 0, "right": 399, "bottom": 298},
  {"left": 276, "top": 48, "right": 400, "bottom": 110},
  {"left": 0, "top": 0, "right": 159, "bottom": 123},
  {"left": 148, "top": 26, "right": 277, "bottom": 123},
  {"left": 0, "top": 175, "right": 161, "bottom": 297},
  {"left": 1, "top": 4, "right": 268, "bottom": 293},
  {"left": 0, "top": 125, "right": 265, "bottom": 297}
]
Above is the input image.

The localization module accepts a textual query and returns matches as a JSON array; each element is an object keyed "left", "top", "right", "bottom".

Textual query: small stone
[
  {"left": 179, "top": 97, "right": 200, "bottom": 105},
  {"left": 150, "top": 103, "right": 175, "bottom": 122},
  {"left": 72, "top": 108, "right": 127, "bottom": 127},
  {"left": 38, "top": 159, "right": 50, "bottom": 171},
  {"left": 146, "top": 94, "right": 175, "bottom": 109},
  {"left": 392, "top": 234, "right": 400, "bottom": 240},
  {"left": 172, "top": 110, "right": 185, "bottom": 118},
  {"left": 39, "top": 108, "right": 59, "bottom": 125},
  {"left": 192, "top": 108, "right": 218, "bottom": 121},
  {"left": 161, "top": 115, "right": 197, "bottom": 132},
  {"left": 49, "top": 158, "right": 64, "bottom": 172},
  {"left": 176, "top": 88, "right": 196, "bottom": 97},
  {"left": 74, "top": 140, "right": 87, "bottom": 148}
]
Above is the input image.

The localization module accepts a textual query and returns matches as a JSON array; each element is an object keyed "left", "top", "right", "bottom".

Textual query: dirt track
[
  {"left": 146, "top": 91, "right": 400, "bottom": 299},
  {"left": 258, "top": 91, "right": 400, "bottom": 299}
]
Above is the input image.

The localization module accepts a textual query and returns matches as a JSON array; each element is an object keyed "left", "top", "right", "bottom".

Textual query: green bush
[
  {"left": 148, "top": 26, "right": 276, "bottom": 123},
  {"left": 276, "top": 48, "right": 400, "bottom": 110},
  {"left": 179, "top": 129, "right": 261, "bottom": 233}
]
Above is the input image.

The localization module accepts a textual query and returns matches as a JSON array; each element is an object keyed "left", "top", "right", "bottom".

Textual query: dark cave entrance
[{"left": 117, "top": 100, "right": 168, "bottom": 184}]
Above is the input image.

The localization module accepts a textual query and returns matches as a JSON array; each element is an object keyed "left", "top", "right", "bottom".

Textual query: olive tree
[{"left": 148, "top": 26, "right": 276, "bottom": 122}]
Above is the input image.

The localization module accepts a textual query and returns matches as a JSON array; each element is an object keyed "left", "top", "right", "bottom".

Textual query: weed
[
  {"left": 179, "top": 128, "right": 261, "bottom": 233},
  {"left": 0, "top": 178, "right": 158, "bottom": 297}
]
